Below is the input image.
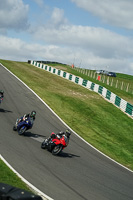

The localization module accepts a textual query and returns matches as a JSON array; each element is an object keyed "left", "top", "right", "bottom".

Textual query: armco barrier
[{"left": 31, "top": 61, "right": 133, "bottom": 118}]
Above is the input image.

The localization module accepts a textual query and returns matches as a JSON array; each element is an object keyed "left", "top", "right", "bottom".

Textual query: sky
[{"left": 0, "top": 0, "right": 133, "bottom": 75}]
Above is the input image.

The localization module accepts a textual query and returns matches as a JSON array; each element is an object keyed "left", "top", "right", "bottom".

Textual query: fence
[
  {"left": 74, "top": 68, "right": 133, "bottom": 94},
  {"left": 31, "top": 61, "right": 133, "bottom": 118}
]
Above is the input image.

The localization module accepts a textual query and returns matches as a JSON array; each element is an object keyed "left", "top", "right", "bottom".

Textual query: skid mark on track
[{"left": 30, "top": 136, "right": 44, "bottom": 143}]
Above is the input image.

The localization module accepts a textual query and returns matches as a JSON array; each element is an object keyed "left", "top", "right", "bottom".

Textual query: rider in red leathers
[{"left": 45, "top": 130, "right": 71, "bottom": 144}]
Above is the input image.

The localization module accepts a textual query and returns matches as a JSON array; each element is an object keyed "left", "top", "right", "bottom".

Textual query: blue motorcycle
[{"left": 13, "top": 117, "right": 34, "bottom": 135}]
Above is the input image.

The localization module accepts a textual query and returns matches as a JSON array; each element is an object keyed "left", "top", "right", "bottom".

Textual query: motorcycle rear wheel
[
  {"left": 18, "top": 126, "right": 27, "bottom": 135},
  {"left": 52, "top": 145, "right": 63, "bottom": 155}
]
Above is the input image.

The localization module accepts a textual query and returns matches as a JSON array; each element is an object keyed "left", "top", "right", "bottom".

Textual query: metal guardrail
[{"left": 31, "top": 61, "right": 133, "bottom": 118}]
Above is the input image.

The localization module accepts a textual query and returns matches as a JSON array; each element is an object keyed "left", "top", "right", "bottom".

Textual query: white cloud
[
  {"left": 50, "top": 7, "right": 68, "bottom": 27},
  {"left": 38, "top": 7, "right": 68, "bottom": 29},
  {"left": 0, "top": 0, "right": 29, "bottom": 31},
  {"left": 33, "top": 0, "right": 44, "bottom": 7},
  {"left": 0, "top": 35, "right": 61, "bottom": 61},
  {"left": 0, "top": 34, "right": 133, "bottom": 75},
  {"left": 71, "top": 0, "right": 133, "bottom": 29},
  {"left": 129, "top": 63, "right": 133, "bottom": 71},
  {"left": 30, "top": 24, "right": 133, "bottom": 59}
]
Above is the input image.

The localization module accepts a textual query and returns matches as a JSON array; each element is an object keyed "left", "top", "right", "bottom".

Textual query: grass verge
[{"left": 0, "top": 158, "right": 31, "bottom": 191}]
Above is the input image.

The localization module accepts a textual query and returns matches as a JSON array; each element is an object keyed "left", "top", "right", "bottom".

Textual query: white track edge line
[{"left": 0, "top": 154, "right": 54, "bottom": 200}]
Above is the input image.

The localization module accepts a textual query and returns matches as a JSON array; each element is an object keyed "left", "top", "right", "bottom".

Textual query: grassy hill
[{"left": 0, "top": 59, "right": 133, "bottom": 188}]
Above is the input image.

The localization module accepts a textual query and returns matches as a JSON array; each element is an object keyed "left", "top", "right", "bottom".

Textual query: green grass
[
  {"left": 0, "top": 159, "right": 31, "bottom": 191},
  {"left": 117, "top": 72, "right": 133, "bottom": 80},
  {"left": 0, "top": 59, "right": 133, "bottom": 187}
]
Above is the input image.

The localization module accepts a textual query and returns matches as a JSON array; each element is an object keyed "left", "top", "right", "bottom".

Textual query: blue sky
[{"left": 0, "top": 0, "right": 133, "bottom": 75}]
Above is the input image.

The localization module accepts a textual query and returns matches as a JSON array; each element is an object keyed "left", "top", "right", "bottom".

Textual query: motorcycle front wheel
[
  {"left": 52, "top": 145, "right": 63, "bottom": 155},
  {"left": 41, "top": 141, "right": 47, "bottom": 149},
  {"left": 13, "top": 125, "right": 17, "bottom": 131},
  {"left": 18, "top": 126, "right": 27, "bottom": 135}
]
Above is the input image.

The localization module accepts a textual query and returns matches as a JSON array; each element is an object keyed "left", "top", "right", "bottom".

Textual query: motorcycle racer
[
  {"left": 13, "top": 111, "right": 36, "bottom": 133},
  {"left": 0, "top": 90, "right": 4, "bottom": 103},
  {"left": 41, "top": 129, "right": 71, "bottom": 155},
  {"left": 19, "top": 110, "right": 36, "bottom": 123},
  {"left": 45, "top": 129, "right": 71, "bottom": 144}
]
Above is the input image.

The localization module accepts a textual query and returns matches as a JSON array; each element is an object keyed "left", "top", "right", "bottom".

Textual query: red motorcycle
[{"left": 41, "top": 130, "right": 71, "bottom": 155}]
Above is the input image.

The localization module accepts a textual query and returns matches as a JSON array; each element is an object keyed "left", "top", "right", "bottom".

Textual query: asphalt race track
[{"left": 0, "top": 65, "right": 133, "bottom": 200}]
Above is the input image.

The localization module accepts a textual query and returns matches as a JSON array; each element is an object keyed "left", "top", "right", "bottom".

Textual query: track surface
[{"left": 0, "top": 65, "right": 133, "bottom": 200}]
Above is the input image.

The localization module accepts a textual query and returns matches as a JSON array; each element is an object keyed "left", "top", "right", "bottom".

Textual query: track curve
[{"left": 0, "top": 65, "right": 133, "bottom": 200}]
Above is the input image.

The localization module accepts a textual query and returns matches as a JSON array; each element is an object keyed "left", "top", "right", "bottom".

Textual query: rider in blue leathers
[
  {"left": 13, "top": 111, "right": 36, "bottom": 133},
  {"left": 19, "top": 111, "right": 36, "bottom": 123}
]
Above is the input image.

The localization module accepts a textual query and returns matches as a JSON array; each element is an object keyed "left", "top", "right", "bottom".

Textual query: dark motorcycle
[
  {"left": 41, "top": 131, "right": 71, "bottom": 155},
  {"left": 13, "top": 117, "right": 34, "bottom": 135},
  {"left": 0, "top": 90, "right": 4, "bottom": 104}
]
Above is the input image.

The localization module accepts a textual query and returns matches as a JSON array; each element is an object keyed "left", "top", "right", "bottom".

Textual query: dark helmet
[
  {"left": 65, "top": 130, "right": 71, "bottom": 137},
  {"left": 0, "top": 90, "right": 4, "bottom": 95},
  {"left": 30, "top": 111, "right": 36, "bottom": 118}
]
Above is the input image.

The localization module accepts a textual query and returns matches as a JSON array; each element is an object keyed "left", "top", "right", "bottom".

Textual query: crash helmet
[
  {"left": 65, "top": 130, "right": 71, "bottom": 137},
  {"left": 30, "top": 110, "right": 36, "bottom": 118},
  {"left": 0, "top": 90, "right": 4, "bottom": 95},
  {"left": 51, "top": 132, "right": 56, "bottom": 138}
]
